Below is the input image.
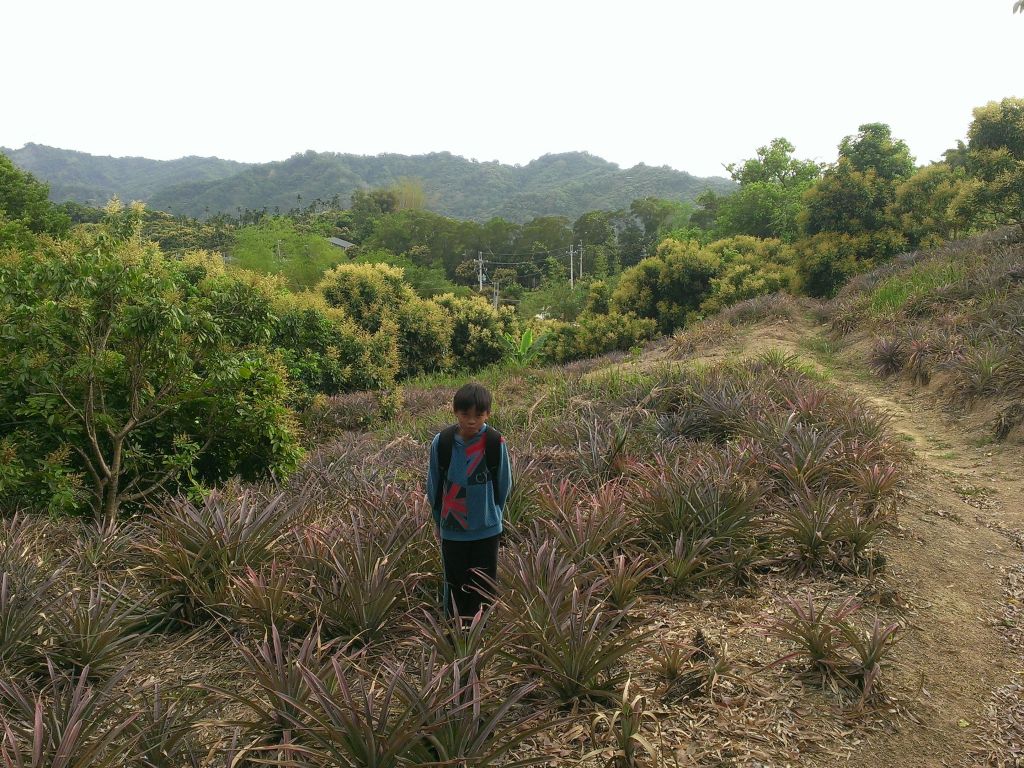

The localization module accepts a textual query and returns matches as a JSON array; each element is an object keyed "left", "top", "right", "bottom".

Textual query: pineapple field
[{"left": 1, "top": 229, "right": 1023, "bottom": 767}]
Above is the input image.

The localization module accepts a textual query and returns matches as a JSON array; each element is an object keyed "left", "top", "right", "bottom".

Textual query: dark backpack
[{"left": 434, "top": 425, "right": 503, "bottom": 509}]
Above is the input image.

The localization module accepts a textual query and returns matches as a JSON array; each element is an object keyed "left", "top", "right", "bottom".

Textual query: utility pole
[
  {"left": 492, "top": 279, "right": 499, "bottom": 309},
  {"left": 569, "top": 244, "right": 574, "bottom": 289},
  {"left": 578, "top": 241, "right": 583, "bottom": 282},
  {"left": 477, "top": 251, "right": 484, "bottom": 293}
]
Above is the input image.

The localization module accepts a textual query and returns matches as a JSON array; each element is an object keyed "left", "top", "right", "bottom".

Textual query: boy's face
[{"left": 455, "top": 407, "right": 489, "bottom": 438}]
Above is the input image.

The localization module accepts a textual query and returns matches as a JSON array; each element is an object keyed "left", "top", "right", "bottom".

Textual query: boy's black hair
[{"left": 453, "top": 382, "right": 492, "bottom": 414}]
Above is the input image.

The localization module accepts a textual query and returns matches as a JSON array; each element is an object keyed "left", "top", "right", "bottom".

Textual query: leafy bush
[
  {"left": 430, "top": 293, "right": 518, "bottom": 371},
  {"left": 698, "top": 237, "right": 797, "bottom": 315},
  {"left": 539, "top": 312, "right": 656, "bottom": 364},
  {"left": 317, "top": 262, "right": 451, "bottom": 378},
  {"left": 611, "top": 238, "right": 720, "bottom": 333},
  {"left": 0, "top": 204, "right": 303, "bottom": 519},
  {"left": 795, "top": 230, "right": 907, "bottom": 298},
  {"left": 272, "top": 291, "right": 399, "bottom": 403},
  {"left": 231, "top": 215, "right": 344, "bottom": 289}
]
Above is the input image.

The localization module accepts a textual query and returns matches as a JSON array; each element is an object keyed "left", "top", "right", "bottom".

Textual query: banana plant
[{"left": 501, "top": 327, "right": 547, "bottom": 368}]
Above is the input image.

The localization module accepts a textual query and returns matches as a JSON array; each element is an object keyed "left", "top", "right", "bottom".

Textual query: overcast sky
[{"left": 3, "top": 0, "right": 1020, "bottom": 178}]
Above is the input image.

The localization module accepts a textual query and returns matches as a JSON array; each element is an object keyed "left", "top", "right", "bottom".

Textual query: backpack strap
[
  {"left": 485, "top": 426, "right": 503, "bottom": 501},
  {"left": 435, "top": 425, "right": 458, "bottom": 510}
]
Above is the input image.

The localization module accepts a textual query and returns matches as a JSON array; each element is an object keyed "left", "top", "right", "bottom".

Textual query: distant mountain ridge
[
  {"left": 1, "top": 144, "right": 253, "bottom": 208},
  {"left": 2, "top": 144, "right": 734, "bottom": 222}
]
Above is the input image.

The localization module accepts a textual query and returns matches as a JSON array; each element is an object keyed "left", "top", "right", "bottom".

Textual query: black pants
[{"left": 441, "top": 534, "right": 500, "bottom": 621}]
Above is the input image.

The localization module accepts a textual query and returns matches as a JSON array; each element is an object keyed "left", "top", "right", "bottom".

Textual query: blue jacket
[{"left": 426, "top": 424, "right": 512, "bottom": 541}]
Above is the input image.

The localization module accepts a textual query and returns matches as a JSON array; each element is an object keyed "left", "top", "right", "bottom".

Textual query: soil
[{"left": 735, "top": 319, "right": 1024, "bottom": 767}]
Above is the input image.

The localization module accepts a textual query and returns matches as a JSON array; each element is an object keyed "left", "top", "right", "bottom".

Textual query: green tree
[
  {"left": 715, "top": 138, "right": 822, "bottom": 240},
  {"left": 891, "top": 163, "right": 980, "bottom": 244},
  {"left": 0, "top": 154, "right": 71, "bottom": 248},
  {"left": 430, "top": 294, "right": 517, "bottom": 371},
  {"left": 963, "top": 97, "right": 1024, "bottom": 226},
  {"left": 271, "top": 291, "right": 398, "bottom": 403},
  {"left": 230, "top": 216, "right": 344, "bottom": 289},
  {"left": 512, "top": 216, "right": 573, "bottom": 256},
  {"left": 0, "top": 203, "right": 302, "bottom": 520},
  {"left": 698, "top": 236, "right": 796, "bottom": 313},
  {"left": 317, "top": 262, "right": 451, "bottom": 377},
  {"left": 837, "top": 123, "right": 916, "bottom": 181},
  {"left": 611, "top": 238, "right": 720, "bottom": 333},
  {"left": 390, "top": 177, "right": 428, "bottom": 210}
]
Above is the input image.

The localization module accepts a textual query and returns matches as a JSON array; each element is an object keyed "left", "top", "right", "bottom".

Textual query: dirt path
[{"left": 739, "top": 320, "right": 1024, "bottom": 767}]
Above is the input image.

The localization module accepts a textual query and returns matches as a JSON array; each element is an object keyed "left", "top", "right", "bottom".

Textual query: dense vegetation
[
  {"left": 1, "top": 93, "right": 1023, "bottom": 765},
  {"left": 2, "top": 96, "right": 1021, "bottom": 520},
  {"left": 0, "top": 143, "right": 250, "bottom": 207},
  {"left": 2, "top": 145, "right": 735, "bottom": 223}
]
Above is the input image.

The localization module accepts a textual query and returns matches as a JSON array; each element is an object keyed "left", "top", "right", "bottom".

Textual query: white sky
[{"left": 2, "top": 0, "right": 1020, "bottom": 178}]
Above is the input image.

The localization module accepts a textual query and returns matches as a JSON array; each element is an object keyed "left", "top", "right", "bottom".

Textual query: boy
[{"left": 426, "top": 382, "right": 512, "bottom": 623}]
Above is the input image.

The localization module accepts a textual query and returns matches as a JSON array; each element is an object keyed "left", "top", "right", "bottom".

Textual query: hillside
[
  {"left": 1, "top": 143, "right": 252, "bottom": 207},
  {"left": 2, "top": 144, "right": 734, "bottom": 222}
]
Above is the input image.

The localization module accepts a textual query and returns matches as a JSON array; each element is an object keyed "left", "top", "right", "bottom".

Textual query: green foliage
[
  {"left": 230, "top": 216, "right": 346, "bottom": 289},
  {"left": 318, "top": 262, "right": 451, "bottom": 377},
  {"left": 611, "top": 238, "right": 720, "bottom": 332},
  {"left": 698, "top": 236, "right": 797, "bottom": 314},
  {"left": 516, "top": 274, "right": 588, "bottom": 322},
  {"left": 716, "top": 138, "right": 822, "bottom": 240},
  {"left": 837, "top": 123, "right": 915, "bottom": 182},
  {"left": 352, "top": 248, "right": 463, "bottom": 298},
  {"left": 317, "top": 261, "right": 414, "bottom": 328},
  {"left": 794, "top": 230, "right": 907, "bottom": 298},
  {"left": 539, "top": 313, "right": 657, "bottom": 364},
  {"left": 4, "top": 142, "right": 250, "bottom": 208},
  {"left": 129, "top": 148, "right": 735, "bottom": 223},
  {"left": 271, "top": 291, "right": 399, "bottom": 404},
  {"left": 430, "top": 293, "right": 517, "bottom": 371},
  {"left": 142, "top": 210, "right": 233, "bottom": 254},
  {"left": 0, "top": 153, "right": 70, "bottom": 249},
  {"left": 964, "top": 97, "right": 1024, "bottom": 225},
  {"left": 891, "top": 163, "right": 980, "bottom": 244},
  {"left": 0, "top": 203, "right": 303, "bottom": 519},
  {"left": 867, "top": 261, "right": 965, "bottom": 315},
  {"left": 502, "top": 327, "right": 547, "bottom": 368},
  {"left": 801, "top": 162, "right": 899, "bottom": 236}
]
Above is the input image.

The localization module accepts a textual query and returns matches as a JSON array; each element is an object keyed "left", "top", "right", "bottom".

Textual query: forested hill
[
  {"left": 1, "top": 143, "right": 252, "bottom": 208},
  {"left": 1, "top": 145, "right": 734, "bottom": 222}
]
